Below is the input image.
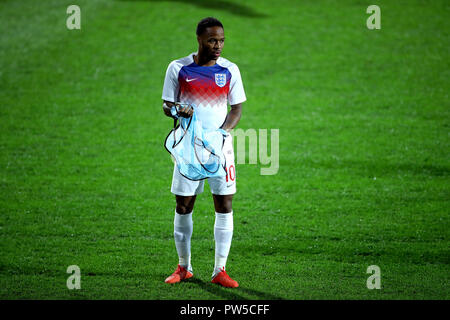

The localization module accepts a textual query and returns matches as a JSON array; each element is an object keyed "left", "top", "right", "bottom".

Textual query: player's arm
[
  {"left": 162, "top": 61, "right": 193, "bottom": 119},
  {"left": 162, "top": 100, "right": 193, "bottom": 119},
  {"left": 220, "top": 103, "right": 242, "bottom": 132},
  {"left": 162, "top": 100, "right": 176, "bottom": 118}
]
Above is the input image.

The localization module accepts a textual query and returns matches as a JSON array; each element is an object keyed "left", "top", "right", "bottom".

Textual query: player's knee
[
  {"left": 215, "top": 198, "right": 233, "bottom": 213},
  {"left": 176, "top": 204, "right": 193, "bottom": 214},
  {"left": 175, "top": 196, "right": 195, "bottom": 214}
]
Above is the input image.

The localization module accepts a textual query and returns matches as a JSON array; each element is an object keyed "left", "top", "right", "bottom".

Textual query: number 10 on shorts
[{"left": 225, "top": 165, "right": 235, "bottom": 182}]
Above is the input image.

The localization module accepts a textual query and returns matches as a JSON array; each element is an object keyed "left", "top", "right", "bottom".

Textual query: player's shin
[
  {"left": 213, "top": 211, "right": 233, "bottom": 276},
  {"left": 173, "top": 211, "right": 193, "bottom": 270}
]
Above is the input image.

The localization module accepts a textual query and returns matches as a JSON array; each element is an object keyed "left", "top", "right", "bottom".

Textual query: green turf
[{"left": 0, "top": 0, "right": 449, "bottom": 299}]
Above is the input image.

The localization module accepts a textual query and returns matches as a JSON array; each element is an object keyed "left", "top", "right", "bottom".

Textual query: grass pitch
[{"left": 0, "top": 0, "right": 449, "bottom": 299}]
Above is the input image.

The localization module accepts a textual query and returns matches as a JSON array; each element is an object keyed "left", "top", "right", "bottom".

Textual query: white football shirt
[{"left": 162, "top": 52, "right": 246, "bottom": 130}]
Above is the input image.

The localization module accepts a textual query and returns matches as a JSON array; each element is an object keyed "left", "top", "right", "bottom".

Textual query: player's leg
[
  {"left": 165, "top": 195, "right": 196, "bottom": 284},
  {"left": 174, "top": 195, "right": 196, "bottom": 267},
  {"left": 210, "top": 194, "right": 238, "bottom": 288},
  {"left": 212, "top": 194, "right": 233, "bottom": 214},
  {"left": 166, "top": 164, "right": 203, "bottom": 284},
  {"left": 176, "top": 195, "right": 197, "bottom": 214},
  {"left": 212, "top": 194, "right": 234, "bottom": 273},
  {"left": 208, "top": 134, "right": 239, "bottom": 287}
]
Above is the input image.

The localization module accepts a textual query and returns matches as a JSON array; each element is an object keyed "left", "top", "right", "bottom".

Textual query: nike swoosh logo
[{"left": 186, "top": 78, "right": 197, "bottom": 82}]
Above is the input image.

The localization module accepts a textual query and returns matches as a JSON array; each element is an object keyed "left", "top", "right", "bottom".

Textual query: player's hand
[{"left": 177, "top": 104, "right": 194, "bottom": 118}]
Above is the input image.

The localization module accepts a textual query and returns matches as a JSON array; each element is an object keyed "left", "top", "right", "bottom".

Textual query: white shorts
[{"left": 171, "top": 134, "right": 236, "bottom": 196}]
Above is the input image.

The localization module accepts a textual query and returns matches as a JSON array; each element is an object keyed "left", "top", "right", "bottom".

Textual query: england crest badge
[{"left": 215, "top": 73, "right": 226, "bottom": 87}]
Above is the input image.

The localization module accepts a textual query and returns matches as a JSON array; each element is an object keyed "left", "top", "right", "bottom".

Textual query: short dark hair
[{"left": 196, "top": 17, "right": 223, "bottom": 36}]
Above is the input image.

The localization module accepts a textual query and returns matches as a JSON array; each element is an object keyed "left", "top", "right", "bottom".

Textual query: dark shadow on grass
[
  {"left": 188, "top": 278, "right": 285, "bottom": 300},
  {"left": 118, "top": 0, "right": 268, "bottom": 18}
]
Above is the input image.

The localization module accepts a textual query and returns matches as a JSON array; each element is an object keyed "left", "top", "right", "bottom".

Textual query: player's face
[{"left": 198, "top": 26, "right": 225, "bottom": 61}]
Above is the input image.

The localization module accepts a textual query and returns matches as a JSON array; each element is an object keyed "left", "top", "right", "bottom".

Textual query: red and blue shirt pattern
[{"left": 162, "top": 53, "right": 246, "bottom": 130}]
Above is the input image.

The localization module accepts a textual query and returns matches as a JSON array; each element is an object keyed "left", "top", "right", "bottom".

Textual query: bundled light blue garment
[{"left": 164, "top": 107, "right": 228, "bottom": 181}]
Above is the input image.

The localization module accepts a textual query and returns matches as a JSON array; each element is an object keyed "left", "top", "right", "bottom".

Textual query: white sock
[
  {"left": 173, "top": 211, "right": 193, "bottom": 271},
  {"left": 213, "top": 211, "right": 233, "bottom": 276}
]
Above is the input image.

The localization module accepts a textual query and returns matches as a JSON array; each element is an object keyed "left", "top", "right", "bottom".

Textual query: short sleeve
[
  {"left": 228, "top": 64, "right": 246, "bottom": 105},
  {"left": 162, "top": 61, "right": 180, "bottom": 102}
]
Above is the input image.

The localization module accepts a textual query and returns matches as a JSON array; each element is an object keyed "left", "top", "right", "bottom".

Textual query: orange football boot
[
  {"left": 165, "top": 265, "right": 193, "bottom": 284},
  {"left": 211, "top": 267, "right": 239, "bottom": 288}
]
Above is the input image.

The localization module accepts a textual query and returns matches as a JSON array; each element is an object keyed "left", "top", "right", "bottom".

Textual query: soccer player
[{"left": 161, "top": 17, "right": 246, "bottom": 288}]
